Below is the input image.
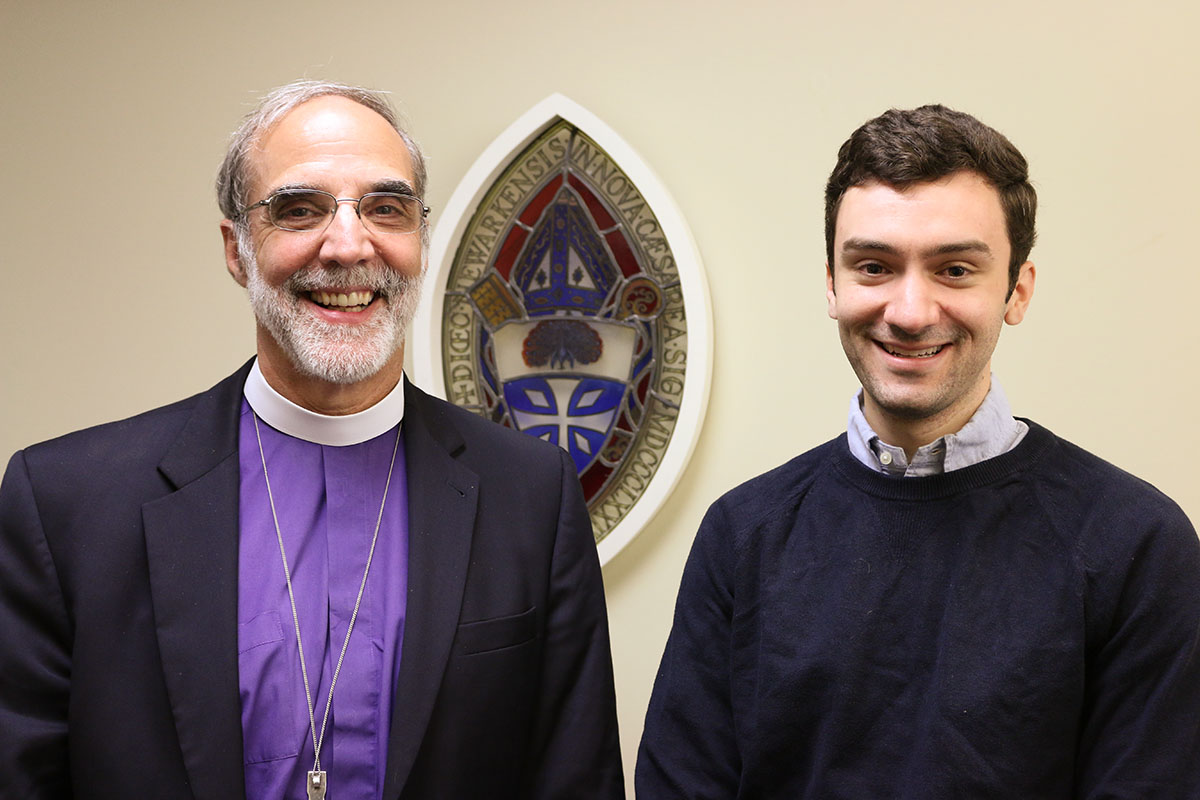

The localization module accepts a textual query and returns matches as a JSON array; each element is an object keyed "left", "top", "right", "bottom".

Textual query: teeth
[
  {"left": 310, "top": 290, "right": 375, "bottom": 310},
  {"left": 885, "top": 344, "right": 943, "bottom": 358}
]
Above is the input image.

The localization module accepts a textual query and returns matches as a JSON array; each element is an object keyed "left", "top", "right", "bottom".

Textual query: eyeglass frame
[{"left": 239, "top": 188, "right": 431, "bottom": 235}]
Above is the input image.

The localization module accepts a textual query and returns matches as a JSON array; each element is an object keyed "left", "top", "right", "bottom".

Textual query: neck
[{"left": 256, "top": 335, "right": 405, "bottom": 416}]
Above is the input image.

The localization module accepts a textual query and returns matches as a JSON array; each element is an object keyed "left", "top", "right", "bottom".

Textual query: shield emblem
[
  {"left": 494, "top": 318, "right": 639, "bottom": 473},
  {"left": 503, "top": 376, "right": 625, "bottom": 472}
]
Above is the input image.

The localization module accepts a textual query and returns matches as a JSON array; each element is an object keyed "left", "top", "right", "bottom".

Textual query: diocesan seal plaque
[{"left": 414, "top": 95, "right": 711, "bottom": 564}]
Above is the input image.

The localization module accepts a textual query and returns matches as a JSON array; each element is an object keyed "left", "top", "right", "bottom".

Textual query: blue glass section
[
  {"left": 502, "top": 376, "right": 624, "bottom": 473},
  {"left": 569, "top": 377, "right": 625, "bottom": 415}
]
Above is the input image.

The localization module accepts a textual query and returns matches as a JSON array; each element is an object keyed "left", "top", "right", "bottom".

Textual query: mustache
[
  {"left": 872, "top": 324, "right": 962, "bottom": 344},
  {"left": 283, "top": 264, "right": 419, "bottom": 299}
]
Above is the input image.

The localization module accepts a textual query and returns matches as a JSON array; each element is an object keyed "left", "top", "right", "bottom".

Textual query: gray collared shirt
[{"left": 845, "top": 378, "right": 1028, "bottom": 477}]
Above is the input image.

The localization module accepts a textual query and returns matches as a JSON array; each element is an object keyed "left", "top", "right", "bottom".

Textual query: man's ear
[
  {"left": 1004, "top": 261, "right": 1036, "bottom": 325},
  {"left": 220, "top": 219, "right": 249, "bottom": 288},
  {"left": 826, "top": 263, "right": 838, "bottom": 320}
]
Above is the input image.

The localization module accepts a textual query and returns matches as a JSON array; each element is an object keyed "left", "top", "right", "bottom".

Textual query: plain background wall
[{"left": 3, "top": 1, "right": 1197, "bottom": 794}]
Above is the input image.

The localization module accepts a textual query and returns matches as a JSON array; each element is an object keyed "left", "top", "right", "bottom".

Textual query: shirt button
[{"left": 879, "top": 451, "right": 893, "bottom": 466}]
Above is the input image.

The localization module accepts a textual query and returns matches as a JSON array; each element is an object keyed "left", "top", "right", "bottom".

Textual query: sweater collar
[{"left": 832, "top": 420, "right": 1055, "bottom": 501}]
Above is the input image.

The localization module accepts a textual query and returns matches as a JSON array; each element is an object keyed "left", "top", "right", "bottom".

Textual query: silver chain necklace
[{"left": 252, "top": 411, "right": 402, "bottom": 800}]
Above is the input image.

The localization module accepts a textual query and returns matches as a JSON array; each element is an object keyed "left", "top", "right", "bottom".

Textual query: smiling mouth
[
  {"left": 881, "top": 343, "right": 944, "bottom": 359},
  {"left": 308, "top": 290, "right": 376, "bottom": 313}
]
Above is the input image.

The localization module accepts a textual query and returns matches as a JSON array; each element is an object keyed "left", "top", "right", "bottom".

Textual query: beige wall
[{"left": 2, "top": 1, "right": 1197, "bottom": 793}]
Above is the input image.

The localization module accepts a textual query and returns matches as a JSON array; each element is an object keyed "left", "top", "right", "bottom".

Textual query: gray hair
[{"left": 215, "top": 79, "right": 428, "bottom": 223}]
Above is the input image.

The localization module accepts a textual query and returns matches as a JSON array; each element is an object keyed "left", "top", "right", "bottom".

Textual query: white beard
[{"left": 238, "top": 230, "right": 423, "bottom": 385}]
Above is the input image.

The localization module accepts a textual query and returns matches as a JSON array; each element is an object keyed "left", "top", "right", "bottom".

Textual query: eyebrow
[
  {"left": 370, "top": 178, "right": 417, "bottom": 197},
  {"left": 840, "top": 238, "right": 901, "bottom": 256},
  {"left": 267, "top": 178, "right": 417, "bottom": 197},
  {"left": 840, "top": 237, "right": 993, "bottom": 258},
  {"left": 268, "top": 182, "right": 320, "bottom": 196}
]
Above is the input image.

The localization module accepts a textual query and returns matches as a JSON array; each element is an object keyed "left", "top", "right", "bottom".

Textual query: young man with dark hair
[{"left": 637, "top": 105, "right": 1200, "bottom": 798}]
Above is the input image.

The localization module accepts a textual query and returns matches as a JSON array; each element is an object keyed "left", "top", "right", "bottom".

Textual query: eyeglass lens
[{"left": 267, "top": 191, "right": 425, "bottom": 233}]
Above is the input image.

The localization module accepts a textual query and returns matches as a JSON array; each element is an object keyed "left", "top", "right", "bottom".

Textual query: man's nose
[
  {"left": 882, "top": 273, "right": 940, "bottom": 333},
  {"left": 318, "top": 201, "right": 375, "bottom": 266}
]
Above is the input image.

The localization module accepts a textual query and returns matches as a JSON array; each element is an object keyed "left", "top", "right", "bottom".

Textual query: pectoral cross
[{"left": 307, "top": 770, "right": 327, "bottom": 800}]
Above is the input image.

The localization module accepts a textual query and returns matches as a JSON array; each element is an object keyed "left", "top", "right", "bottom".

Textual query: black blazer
[{"left": 0, "top": 361, "right": 623, "bottom": 799}]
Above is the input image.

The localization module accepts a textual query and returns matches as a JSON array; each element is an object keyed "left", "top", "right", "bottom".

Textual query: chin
[
  {"left": 286, "top": 327, "right": 406, "bottom": 385},
  {"left": 862, "top": 382, "right": 955, "bottom": 422},
  {"left": 875, "top": 399, "right": 947, "bottom": 422},
  {"left": 294, "top": 356, "right": 391, "bottom": 386}
]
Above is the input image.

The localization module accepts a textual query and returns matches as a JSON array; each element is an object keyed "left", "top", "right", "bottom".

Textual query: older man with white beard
[{"left": 0, "top": 80, "right": 623, "bottom": 800}]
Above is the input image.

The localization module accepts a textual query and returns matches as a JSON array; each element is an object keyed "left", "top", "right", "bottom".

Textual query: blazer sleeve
[
  {"left": 521, "top": 447, "right": 625, "bottom": 799},
  {"left": 0, "top": 451, "right": 73, "bottom": 799}
]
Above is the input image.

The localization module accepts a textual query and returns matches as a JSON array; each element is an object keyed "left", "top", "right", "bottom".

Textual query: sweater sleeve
[
  {"left": 636, "top": 499, "right": 741, "bottom": 798},
  {"left": 1075, "top": 499, "right": 1200, "bottom": 799}
]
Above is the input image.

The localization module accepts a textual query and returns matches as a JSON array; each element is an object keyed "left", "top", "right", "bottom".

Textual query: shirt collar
[
  {"left": 845, "top": 377, "right": 1028, "bottom": 476},
  {"left": 242, "top": 358, "right": 405, "bottom": 446}
]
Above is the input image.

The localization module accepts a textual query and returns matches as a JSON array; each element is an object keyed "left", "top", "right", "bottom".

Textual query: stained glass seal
[{"left": 413, "top": 95, "right": 712, "bottom": 565}]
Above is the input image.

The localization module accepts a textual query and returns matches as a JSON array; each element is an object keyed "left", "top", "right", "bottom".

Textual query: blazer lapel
[
  {"left": 383, "top": 381, "right": 479, "bottom": 797},
  {"left": 143, "top": 363, "right": 251, "bottom": 800}
]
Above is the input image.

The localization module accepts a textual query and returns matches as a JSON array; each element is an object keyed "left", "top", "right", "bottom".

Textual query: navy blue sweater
[{"left": 638, "top": 422, "right": 1200, "bottom": 798}]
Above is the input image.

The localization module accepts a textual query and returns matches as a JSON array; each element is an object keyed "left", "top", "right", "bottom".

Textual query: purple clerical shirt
[{"left": 237, "top": 399, "right": 409, "bottom": 800}]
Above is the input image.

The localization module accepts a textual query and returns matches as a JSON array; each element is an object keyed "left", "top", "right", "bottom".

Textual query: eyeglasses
[{"left": 241, "top": 189, "right": 430, "bottom": 234}]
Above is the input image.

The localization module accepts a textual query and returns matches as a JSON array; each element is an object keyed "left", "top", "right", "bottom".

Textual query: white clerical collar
[{"left": 242, "top": 359, "right": 405, "bottom": 446}]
